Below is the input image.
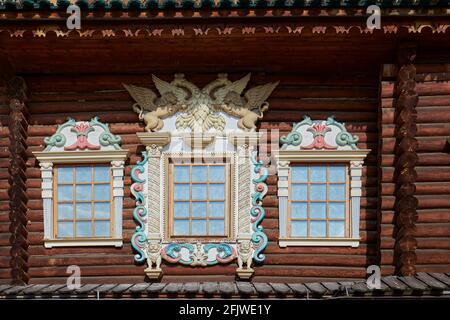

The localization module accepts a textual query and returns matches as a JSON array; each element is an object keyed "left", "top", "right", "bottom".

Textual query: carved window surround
[
  {"left": 275, "top": 116, "right": 370, "bottom": 248},
  {"left": 132, "top": 132, "right": 267, "bottom": 280},
  {"left": 33, "top": 117, "right": 129, "bottom": 248},
  {"left": 126, "top": 73, "right": 277, "bottom": 280}
]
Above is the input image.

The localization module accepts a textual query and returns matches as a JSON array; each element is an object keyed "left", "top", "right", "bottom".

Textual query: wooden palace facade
[{"left": 1, "top": 0, "right": 450, "bottom": 298}]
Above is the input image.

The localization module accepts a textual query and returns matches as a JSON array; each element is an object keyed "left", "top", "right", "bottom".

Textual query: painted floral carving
[
  {"left": 64, "top": 123, "right": 100, "bottom": 151},
  {"left": 303, "top": 123, "right": 336, "bottom": 150}
]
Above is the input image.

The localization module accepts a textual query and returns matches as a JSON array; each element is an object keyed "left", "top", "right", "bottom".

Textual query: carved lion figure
[
  {"left": 237, "top": 241, "right": 254, "bottom": 270},
  {"left": 146, "top": 242, "right": 162, "bottom": 270}
]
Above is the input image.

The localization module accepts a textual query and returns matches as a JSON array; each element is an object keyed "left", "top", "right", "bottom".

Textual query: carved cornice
[
  {"left": 1, "top": 23, "right": 450, "bottom": 39},
  {"left": 393, "top": 43, "right": 419, "bottom": 277}
]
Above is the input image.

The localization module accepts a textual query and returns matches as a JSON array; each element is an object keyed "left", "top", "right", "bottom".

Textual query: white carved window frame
[
  {"left": 33, "top": 118, "right": 129, "bottom": 248},
  {"left": 132, "top": 132, "right": 268, "bottom": 279},
  {"left": 275, "top": 116, "right": 370, "bottom": 248}
]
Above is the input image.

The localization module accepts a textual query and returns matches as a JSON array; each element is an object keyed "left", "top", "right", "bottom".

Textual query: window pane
[
  {"left": 329, "top": 166, "right": 346, "bottom": 182},
  {"left": 310, "top": 166, "right": 326, "bottom": 182},
  {"left": 192, "top": 202, "right": 207, "bottom": 217},
  {"left": 291, "top": 221, "right": 307, "bottom": 237},
  {"left": 209, "top": 202, "right": 225, "bottom": 218},
  {"left": 76, "top": 166, "right": 92, "bottom": 183},
  {"left": 310, "top": 202, "right": 326, "bottom": 219},
  {"left": 94, "top": 184, "right": 110, "bottom": 201},
  {"left": 94, "top": 203, "right": 110, "bottom": 219},
  {"left": 209, "top": 184, "right": 225, "bottom": 200},
  {"left": 209, "top": 165, "right": 225, "bottom": 182},
  {"left": 94, "top": 221, "right": 110, "bottom": 237},
  {"left": 329, "top": 203, "right": 345, "bottom": 219},
  {"left": 192, "top": 184, "right": 207, "bottom": 200},
  {"left": 173, "top": 220, "right": 189, "bottom": 235},
  {"left": 173, "top": 202, "right": 189, "bottom": 218},
  {"left": 174, "top": 184, "right": 190, "bottom": 200},
  {"left": 174, "top": 166, "right": 189, "bottom": 183},
  {"left": 58, "top": 167, "right": 73, "bottom": 184},
  {"left": 291, "top": 202, "right": 307, "bottom": 219},
  {"left": 58, "top": 185, "right": 73, "bottom": 202},
  {"left": 291, "top": 184, "right": 307, "bottom": 201},
  {"left": 57, "top": 222, "right": 73, "bottom": 238},
  {"left": 192, "top": 166, "right": 207, "bottom": 182},
  {"left": 76, "top": 185, "right": 91, "bottom": 201},
  {"left": 76, "top": 203, "right": 92, "bottom": 219},
  {"left": 291, "top": 166, "right": 308, "bottom": 182},
  {"left": 76, "top": 221, "right": 92, "bottom": 237},
  {"left": 209, "top": 220, "right": 225, "bottom": 235},
  {"left": 58, "top": 203, "right": 74, "bottom": 220},
  {"left": 94, "top": 166, "right": 110, "bottom": 182},
  {"left": 329, "top": 184, "right": 346, "bottom": 201},
  {"left": 192, "top": 220, "right": 207, "bottom": 235},
  {"left": 310, "top": 184, "right": 326, "bottom": 201},
  {"left": 310, "top": 221, "right": 327, "bottom": 237},
  {"left": 329, "top": 221, "right": 345, "bottom": 237}
]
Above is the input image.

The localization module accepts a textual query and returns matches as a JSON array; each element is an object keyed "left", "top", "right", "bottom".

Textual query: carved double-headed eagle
[{"left": 123, "top": 73, "right": 278, "bottom": 132}]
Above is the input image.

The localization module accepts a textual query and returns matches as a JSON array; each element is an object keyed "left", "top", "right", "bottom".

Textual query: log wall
[
  {"left": 378, "top": 62, "right": 450, "bottom": 275},
  {"left": 21, "top": 71, "right": 380, "bottom": 284}
]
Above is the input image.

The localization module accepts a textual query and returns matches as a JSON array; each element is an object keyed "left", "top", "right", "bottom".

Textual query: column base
[{"left": 145, "top": 267, "right": 162, "bottom": 280}]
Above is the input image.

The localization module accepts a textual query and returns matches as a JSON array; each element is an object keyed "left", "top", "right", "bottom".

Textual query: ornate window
[
  {"left": 125, "top": 73, "right": 278, "bottom": 279},
  {"left": 34, "top": 117, "right": 128, "bottom": 248},
  {"left": 275, "top": 116, "right": 370, "bottom": 247}
]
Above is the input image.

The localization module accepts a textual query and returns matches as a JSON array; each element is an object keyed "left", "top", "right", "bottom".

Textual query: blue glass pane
[
  {"left": 192, "top": 202, "right": 207, "bottom": 217},
  {"left": 94, "top": 221, "right": 110, "bottom": 237},
  {"left": 192, "top": 184, "right": 207, "bottom": 200},
  {"left": 94, "top": 166, "right": 110, "bottom": 182},
  {"left": 329, "top": 166, "right": 346, "bottom": 182},
  {"left": 58, "top": 203, "right": 74, "bottom": 220},
  {"left": 209, "top": 220, "right": 225, "bottom": 235},
  {"left": 173, "top": 202, "right": 189, "bottom": 218},
  {"left": 329, "top": 184, "right": 346, "bottom": 201},
  {"left": 291, "top": 221, "right": 307, "bottom": 237},
  {"left": 174, "top": 184, "right": 190, "bottom": 200},
  {"left": 57, "top": 222, "right": 73, "bottom": 238},
  {"left": 310, "top": 184, "right": 326, "bottom": 201},
  {"left": 174, "top": 166, "right": 189, "bottom": 183},
  {"left": 329, "top": 203, "right": 345, "bottom": 219},
  {"left": 76, "top": 221, "right": 92, "bottom": 237},
  {"left": 76, "top": 185, "right": 91, "bottom": 201},
  {"left": 291, "top": 184, "right": 307, "bottom": 201},
  {"left": 209, "top": 184, "right": 225, "bottom": 200},
  {"left": 192, "top": 220, "right": 207, "bottom": 235},
  {"left": 76, "top": 166, "right": 92, "bottom": 183},
  {"left": 329, "top": 221, "right": 345, "bottom": 237},
  {"left": 58, "top": 167, "right": 73, "bottom": 184},
  {"left": 173, "top": 220, "right": 189, "bottom": 235},
  {"left": 58, "top": 185, "right": 73, "bottom": 202},
  {"left": 291, "top": 202, "right": 307, "bottom": 219},
  {"left": 291, "top": 166, "right": 308, "bottom": 182},
  {"left": 76, "top": 203, "right": 91, "bottom": 219},
  {"left": 209, "top": 202, "right": 225, "bottom": 217},
  {"left": 192, "top": 166, "right": 207, "bottom": 182},
  {"left": 209, "top": 165, "right": 225, "bottom": 182},
  {"left": 310, "top": 202, "right": 326, "bottom": 219},
  {"left": 94, "top": 203, "right": 110, "bottom": 219},
  {"left": 310, "top": 221, "right": 327, "bottom": 237},
  {"left": 94, "top": 184, "right": 110, "bottom": 201},
  {"left": 310, "top": 166, "right": 326, "bottom": 182}
]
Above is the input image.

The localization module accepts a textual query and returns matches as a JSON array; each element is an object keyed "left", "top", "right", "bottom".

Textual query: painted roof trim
[{"left": 1, "top": 0, "right": 449, "bottom": 12}]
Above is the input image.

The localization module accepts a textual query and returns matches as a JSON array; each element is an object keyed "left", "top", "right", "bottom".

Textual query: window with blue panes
[
  {"left": 170, "top": 162, "right": 230, "bottom": 238},
  {"left": 289, "top": 164, "right": 349, "bottom": 238},
  {"left": 55, "top": 165, "right": 113, "bottom": 239}
]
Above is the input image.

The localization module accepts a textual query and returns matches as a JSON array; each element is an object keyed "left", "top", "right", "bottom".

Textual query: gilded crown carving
[{"left": 123, "top": 73, "right": 278, "bottom": 133}]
